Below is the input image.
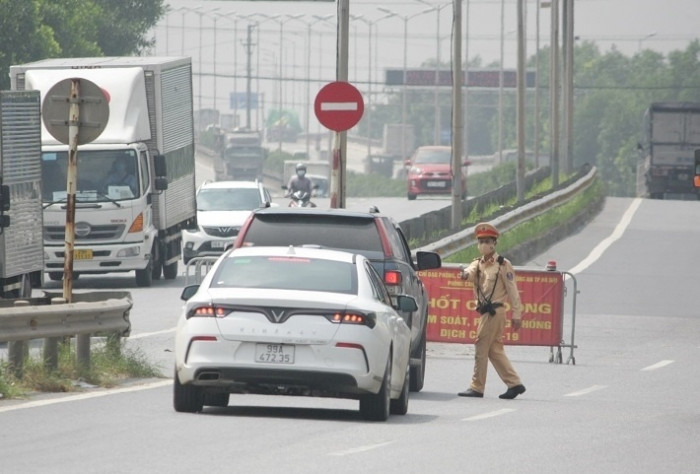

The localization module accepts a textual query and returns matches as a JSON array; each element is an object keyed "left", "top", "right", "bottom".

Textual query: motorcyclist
[{"left": 285, "top": 163, "right": 313, "bottom": 199}]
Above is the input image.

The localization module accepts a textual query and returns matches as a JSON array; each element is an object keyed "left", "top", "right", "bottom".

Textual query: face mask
[
  {"left": 478, "top": 242, "right": 495, "bottom": 256},
  {"left": 297, "top": 170, "right": 306, "bottom": 177}
]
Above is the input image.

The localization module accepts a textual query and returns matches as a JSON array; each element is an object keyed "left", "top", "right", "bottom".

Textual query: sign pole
[
  {"left": 334, "top": 0, "right": 349, "bottom": 208},
  {"left": 63, "top": 79, "right": 80, "bottom": 304}
]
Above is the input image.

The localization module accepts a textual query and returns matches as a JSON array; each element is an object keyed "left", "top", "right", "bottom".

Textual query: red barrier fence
[{"left": 419, "top": 264, "right": 567, "bottom": 350}]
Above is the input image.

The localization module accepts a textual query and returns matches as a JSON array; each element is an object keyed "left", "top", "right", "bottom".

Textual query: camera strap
[{"left": 476, "top": 256, "right": 505, "bottom": 306}]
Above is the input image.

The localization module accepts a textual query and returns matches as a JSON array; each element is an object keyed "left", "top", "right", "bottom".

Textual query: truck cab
[{"left": 41, "top": 143, "right": 167, "bottom": 286}]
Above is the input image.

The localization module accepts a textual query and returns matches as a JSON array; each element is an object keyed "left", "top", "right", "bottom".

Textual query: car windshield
[
  {"left": 211, "top": 255, "right": 357, "bottom": 294},
  {"left": 414, "top": 149, "right": 451, "bottom": 165},
  {"left": 42, "top": 149, "right": 141, "bottom": 202},
  {"left": 197, "top": 188, "right": 262, "bottom": 211}
]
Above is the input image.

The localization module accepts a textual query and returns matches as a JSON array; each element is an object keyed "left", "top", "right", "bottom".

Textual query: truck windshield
[{"left": 41, "top": 150, "right": 141, "bottom": 202}]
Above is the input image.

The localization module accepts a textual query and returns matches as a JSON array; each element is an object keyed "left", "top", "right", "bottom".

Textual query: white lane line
[
  {"left": 567, "top": 197, "right": 642, "bottom": 276},
  {"left": 129, "top": 328, "right": 175, "bottom": 339},
  {"left": 462, "top": 408, "right": 516, "bottom": 421},
  {"left": 329, "top": 441, "right": 396, "bottom": 456},
  {"left": 564, "top": 385, "right": 607, "bottom": 397},
  {"left": 641, "top": 360, "right": 674, "bottom": 371},
  {"left": 0, "top": 379, "right": 172, "bottom": 413}
]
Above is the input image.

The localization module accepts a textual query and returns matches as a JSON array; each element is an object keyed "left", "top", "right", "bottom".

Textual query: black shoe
[
  {"left": 458, "top": 388, "right": 484, "bottom": 398},
  {"left": 499, "top": 384, "right": 526, "bottom": 399}
]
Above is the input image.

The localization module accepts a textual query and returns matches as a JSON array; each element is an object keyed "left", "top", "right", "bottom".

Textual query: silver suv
[{"left": 182, "top": 180, "right": 273, "bottom": 264}]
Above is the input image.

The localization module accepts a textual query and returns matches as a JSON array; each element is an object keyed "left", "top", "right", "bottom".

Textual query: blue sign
[{"left": 230, "top": 92, "right": 259, "bottom": 109}]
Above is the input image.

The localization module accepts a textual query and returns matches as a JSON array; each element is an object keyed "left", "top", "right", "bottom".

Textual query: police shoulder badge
[{"left": 506, "top": 272, "right": 514, "bottom": 281}]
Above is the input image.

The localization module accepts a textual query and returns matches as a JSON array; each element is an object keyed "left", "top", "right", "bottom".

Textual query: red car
[{"left": 405, "top": 146, "right": 469, "bottom": 200}]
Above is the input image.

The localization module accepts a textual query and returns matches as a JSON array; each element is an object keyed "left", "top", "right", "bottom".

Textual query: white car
[
  {"left": 174, "top": 245, "right": 417, "bottom": 421},
  {"left": 181, "top": 180, "right": 273, "bottom": 264}
]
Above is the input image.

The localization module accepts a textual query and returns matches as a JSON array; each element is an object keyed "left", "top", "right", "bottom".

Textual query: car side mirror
[
  {"left": 180, "top": 285, "right": 199, "bottom": 301},
  {"left": 396, "top": 295, "right": 418, "bottom": 313},
  {"left": 416, "top": 251, "right": 442, "bottom": 270}
]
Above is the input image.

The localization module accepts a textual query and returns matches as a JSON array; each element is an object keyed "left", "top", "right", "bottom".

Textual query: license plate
[
  {"left": 426, "top": 181, "right": 447, "bottom": 188},
  {"left": 255, "top": 343, "right": 295, "bottom": 364},
  {"left": 74, "top": 249, "right": 93, "bottom": 260},
  {"left": 211, "top": 241, "right": 227, "bottom": 249}
]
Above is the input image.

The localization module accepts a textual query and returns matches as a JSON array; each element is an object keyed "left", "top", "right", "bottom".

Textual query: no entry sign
[{"left": 314, "top": 81, "right": 364, "bottom": 132}]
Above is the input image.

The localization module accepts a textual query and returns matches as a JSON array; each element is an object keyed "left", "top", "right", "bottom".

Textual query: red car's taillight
[{"left": 384, "top": 270, "right": 402, "bottom": 286}]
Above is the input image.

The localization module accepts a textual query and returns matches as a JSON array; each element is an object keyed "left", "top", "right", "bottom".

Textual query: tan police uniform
[{"left": 458, "top": 222, "right": 526, "bottom": 398}]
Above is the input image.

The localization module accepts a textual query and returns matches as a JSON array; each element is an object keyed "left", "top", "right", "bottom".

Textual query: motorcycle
[{"left": 282, "top": 184, "right": 318, "bottom": 208}]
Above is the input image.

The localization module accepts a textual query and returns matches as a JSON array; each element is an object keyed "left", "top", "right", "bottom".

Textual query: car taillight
[
  {"left": 326, "top": 311, "right": 376, "bottom": 328},
  {"left": 384, "top": 270, "right": 402, "bottom": 286},
  {"left": 187, "top": 305, "right": 229, "bottom": 319}
]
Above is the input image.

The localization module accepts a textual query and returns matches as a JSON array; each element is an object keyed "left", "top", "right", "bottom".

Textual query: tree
[{"left": 0, "top": 0, "right": 164, "bottom": 90}]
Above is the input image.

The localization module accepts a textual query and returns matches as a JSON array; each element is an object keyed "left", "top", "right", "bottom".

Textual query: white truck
[
  {"left": 10, "top": 57, "right": 197, "bottom": 287},
  {"left": 0, "top": 90, "right": 44, "bottom": 298}
]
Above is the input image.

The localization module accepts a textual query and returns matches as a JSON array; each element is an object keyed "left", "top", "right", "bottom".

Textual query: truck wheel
[
  {"left": 407, "top": 193, "right": 417, "bottom": 201},
  {"left": 151, "top": 243, "right": 162, "bottom": 280},
  {"left": 135, "top": 256, "right": 153, "bottom": 287},
  {"left": 163, "top": 261, "right": 178, "bottom": 280},
  {"left": 48, "top": 272, "right": 63, "bottom": 281}
]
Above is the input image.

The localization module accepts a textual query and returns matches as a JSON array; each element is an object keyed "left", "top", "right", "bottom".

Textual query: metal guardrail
[
  {"left": 0, "top": 291, "right": 132, "bottom": 376},
  {"left": 184, "top": 256, "right": 219, "bottom": 286},
  {"left": 0, "top": 291, "right": 132, "bottom": 342},
  {"left": 417, "top": 165, "right": 598, "bottom": 258}
]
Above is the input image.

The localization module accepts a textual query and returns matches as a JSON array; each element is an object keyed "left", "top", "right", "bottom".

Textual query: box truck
[
  {"left": 10, "top": 57, "right": 197, "bottom": 286},
  {"left": 636, "top": 102, "right": 700, "bottom": 200},
  {"left": 0, "top": 90, "right": 44, "bottom": 297}
]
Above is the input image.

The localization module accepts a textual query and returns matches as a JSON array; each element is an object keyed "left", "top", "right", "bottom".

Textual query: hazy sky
[{"left": 153, "top": 0, "right": 700, "bottom": 127}]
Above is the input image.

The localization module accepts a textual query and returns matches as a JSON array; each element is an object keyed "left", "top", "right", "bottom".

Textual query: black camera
[{"left": 477, "top": 302, "right": 503, "bottom": 316}]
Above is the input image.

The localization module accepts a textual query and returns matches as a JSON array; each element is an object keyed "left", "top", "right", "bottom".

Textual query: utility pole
[
  {"left": 516, "top": 0, "right": 526, "bottom": 202},
  {"left": 451, "top": 0, "right": 463, "bottom": 229},
  {"left": 550, "top": 0, "right": 560, "bottom": 188},
  {"left": 245, "top": 24, "right": 255, "bottom": 130}
]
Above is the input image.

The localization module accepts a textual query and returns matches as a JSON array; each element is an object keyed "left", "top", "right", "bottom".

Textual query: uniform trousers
[{"left": 469, "top": 308, "right": 522, "bottom": 393}]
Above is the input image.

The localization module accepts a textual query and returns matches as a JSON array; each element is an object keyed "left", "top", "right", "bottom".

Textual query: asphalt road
[{"left": 2, "top": 196, "right": 699, "bottom": 473}]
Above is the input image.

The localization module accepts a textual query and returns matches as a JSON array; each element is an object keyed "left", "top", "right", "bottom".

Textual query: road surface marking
[
  {"left": 564, "top": 385, "right": 607, "bottom": 397},
  {"left": 320, "top": 102, "right": 358, "bottom": 111},
  {"left": 130, "top": 328, "right": 175, "bottom": 339},
  {"left": 568, "top": 197, "right": 642, "bottom": 276},
  {"left": 0, "top": 379, "right": 171, "bottom": 413},
  {"left": 641, "top": 360, "right": 674, "bottom": 371},
  {"left": 329, "top": 441, "right": 395, "bottom": 456},
  {"left": 462, "top": 408, "right": 516, "bottom": 421}
]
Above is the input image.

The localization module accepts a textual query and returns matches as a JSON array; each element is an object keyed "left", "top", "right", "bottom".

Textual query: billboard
[{"left": 420, "top": 264, "right": 564, "bottom": 346}]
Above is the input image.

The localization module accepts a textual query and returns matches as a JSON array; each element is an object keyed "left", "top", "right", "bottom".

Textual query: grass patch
[
  {"left": 445, "top": 178, "right": 603, "bottom": 263},
  {"left": 0, "top": 338, "right": 162, "bottom": 399}
]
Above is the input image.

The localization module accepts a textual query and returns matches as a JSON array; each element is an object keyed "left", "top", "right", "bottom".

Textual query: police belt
[{"left": 476, "top": 301, "right": 504, "bottom": 316}]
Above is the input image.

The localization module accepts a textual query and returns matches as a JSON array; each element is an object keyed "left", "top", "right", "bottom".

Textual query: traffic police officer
[{"left": 457, "top": 222, "right": 526, "bottom": 399}]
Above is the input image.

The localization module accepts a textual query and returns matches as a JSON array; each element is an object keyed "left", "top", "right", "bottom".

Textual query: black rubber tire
[
  {"left": 135, "top": 260, "right": 153, "bottom": 287},
  {"left": 151, "top": 243, "right": 162, "bottom": 281},
  {"left": 359, "top": 356, "right": 391, "bottom": 422},
  {"left": 390, "top": 365, "right": 410, "bottom": 415},
  {"left": 409, "top": 332, "right": 426, "bottom": 392},
  {"left": 407, "top": 193, "right": 417, "bottom": 201},
  {"left": 203, "top": 392, "right": 230, "bottom": 407},
  {"left": 173, "top": 371, "right": 203, "bottom": 413},
  {"left": 163, "top": 261, "right": 178, "bottom": 280},
  {"left": 48, "top": 272, "right": 63, "bottom": 281}
]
